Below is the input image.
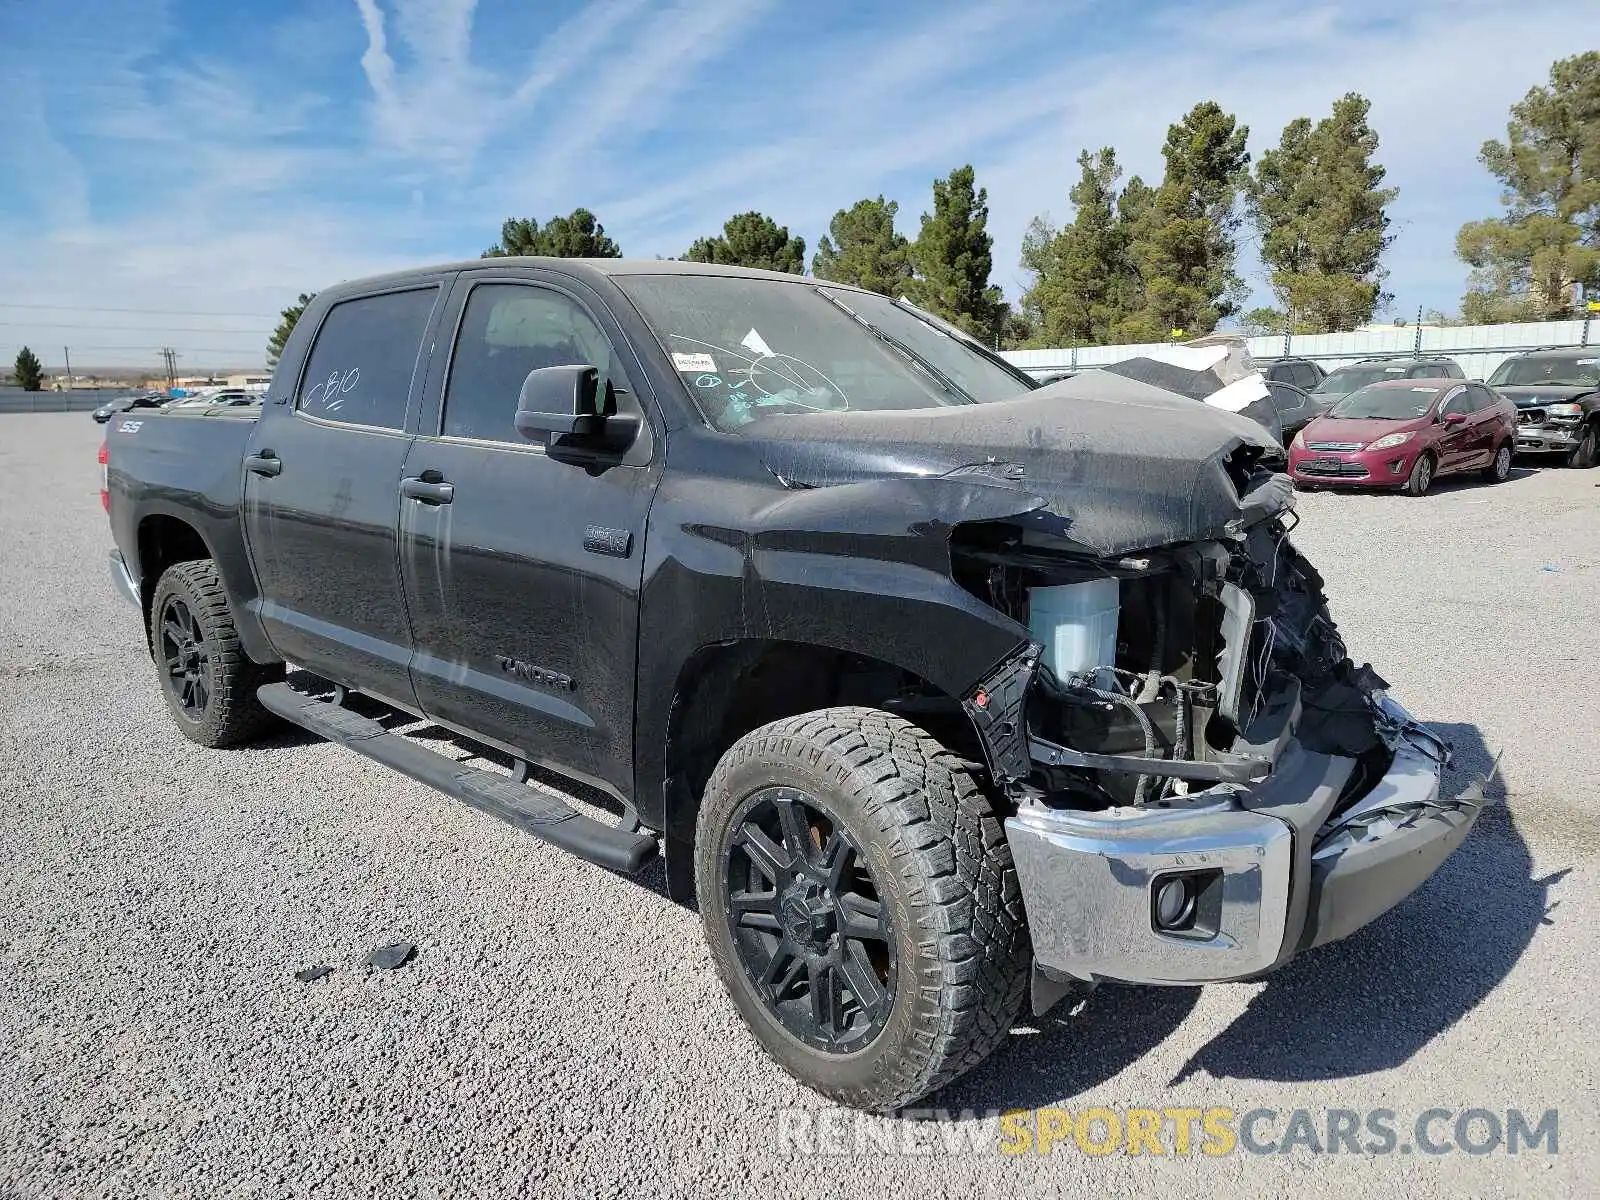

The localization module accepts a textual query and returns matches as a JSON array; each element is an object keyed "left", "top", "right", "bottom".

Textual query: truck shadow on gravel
[{"left": 930, "top": 721, "right": 1567, "bottom": 1111}]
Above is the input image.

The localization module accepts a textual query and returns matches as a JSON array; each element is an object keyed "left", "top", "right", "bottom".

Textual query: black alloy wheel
[
  {"left": 723, "top": 786, "right": 894, "bottom": 1053},
  {"left": 158, "top": 594, "right": 212, "bottom": 721}
]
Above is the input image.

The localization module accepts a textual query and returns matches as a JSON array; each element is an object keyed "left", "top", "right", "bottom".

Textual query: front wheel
[
  {"left": 1403, "top": 453, "right": 1435, "bottom": 497},
  {"left": 150, "top": 560, "right": 282, "bottom": 747},
  {"left": 1566, "top": 424, "right": 1597, "bottom": 469},
  {"left": 1482, "top": 441, "right": 1512, "bottom": 483},
  {"left": 694, "top": 707, "right": 1030, "bottom": 1111}
]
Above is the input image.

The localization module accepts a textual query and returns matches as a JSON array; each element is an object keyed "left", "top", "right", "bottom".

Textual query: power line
[
  {"left": 0, "top": 301, "right": 281, "bottom": 318},
  {"left": 0, "top": 321, "right": 268, "bottom": 334},
  {"left": 0, "top": 341, "right": 263, "bottom": 352}
]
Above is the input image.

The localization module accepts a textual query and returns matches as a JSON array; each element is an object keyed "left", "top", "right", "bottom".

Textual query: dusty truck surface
[{"left": 104, "top": 258, "right": 1484, "bottom": 1110}]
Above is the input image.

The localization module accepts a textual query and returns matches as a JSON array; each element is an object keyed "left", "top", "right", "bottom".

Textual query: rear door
[
  {"left": 1465, "top": 383, "right": 1502, "bottom": 466},
  {"left": 241, "top": 281, "right": 448, "bottom": 705},
  {"left": 396, "top": 271, "right": 661, "bottom": 800}
]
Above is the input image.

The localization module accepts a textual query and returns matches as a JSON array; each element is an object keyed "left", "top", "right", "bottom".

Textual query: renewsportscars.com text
[{"left": 776, "top": 1106, "right": 1559, "bottom": 1157}]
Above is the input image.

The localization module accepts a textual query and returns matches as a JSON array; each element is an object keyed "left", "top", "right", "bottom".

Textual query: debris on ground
[
  {"left": 366, "top": 942, "right": 416, "bottom": 970},
  {"left": 293, "top": 965, "right": 333, "bottom": 983}
]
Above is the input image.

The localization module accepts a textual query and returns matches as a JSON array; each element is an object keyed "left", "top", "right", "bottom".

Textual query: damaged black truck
[{"left": 104, "top": 259, "right": 1483, "bottom": 1111}]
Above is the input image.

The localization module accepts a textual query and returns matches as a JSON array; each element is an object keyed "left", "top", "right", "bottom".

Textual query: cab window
[
  {"left": 441, "top": 283, "right": 631, "bottom": 442},
  {"left": 296, "top": 287, "right": 440, "bottom": 430}
]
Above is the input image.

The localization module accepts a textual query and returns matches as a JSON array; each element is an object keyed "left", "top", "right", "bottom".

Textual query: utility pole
[
  {"left": 159, "top": 347, "right": 179, "bottom": 390},
  {"left": 63, "top": 346, "right": 73, "bottom": 390},
  {"left": 1413, "top": 305, "right": 1424, "bottom": 355}
]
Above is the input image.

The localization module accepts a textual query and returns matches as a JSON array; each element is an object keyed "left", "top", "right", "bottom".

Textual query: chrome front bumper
[
  {"left": 109, "top": 549, "right": 140, "bottom": 609},
  {"left": 1514, "top": 424, "right": 1580, "bottom": 452},
  {"left": 1007, "top": 695, "right": 1483, "bottom": 985}
]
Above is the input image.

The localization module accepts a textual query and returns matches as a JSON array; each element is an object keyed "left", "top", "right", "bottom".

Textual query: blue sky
[{"left": 0, "top": 0, "right": 1592, "bottom": 370}]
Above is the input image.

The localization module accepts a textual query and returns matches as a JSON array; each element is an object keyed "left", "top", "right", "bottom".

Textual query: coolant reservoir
[{"left": 1028, "top": 578, "right": 1120, "bottom": 687}]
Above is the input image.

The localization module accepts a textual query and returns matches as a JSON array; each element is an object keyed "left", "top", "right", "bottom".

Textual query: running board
[{"left": 257, "top": 683, "right": 658, "bottom": 874}]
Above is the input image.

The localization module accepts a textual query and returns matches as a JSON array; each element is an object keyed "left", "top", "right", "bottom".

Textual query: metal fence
[
  {"left": 1001, "top": 318, "right": 1596, "bottom": 382},
  {"left": 0, "top": 389, "right": 109, "bottom": 414}
]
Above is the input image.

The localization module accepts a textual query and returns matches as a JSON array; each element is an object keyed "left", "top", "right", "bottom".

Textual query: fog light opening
[{"left": 1154, "top": 878, "right": 1196, "bottom": 930}]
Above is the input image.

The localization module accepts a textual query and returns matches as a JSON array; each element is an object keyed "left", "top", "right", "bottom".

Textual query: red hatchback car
[{"left": 1287, "top": 379, "right": 1516, "bottom": 495}]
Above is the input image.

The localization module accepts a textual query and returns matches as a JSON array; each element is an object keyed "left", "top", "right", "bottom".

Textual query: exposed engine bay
[{"left": 950, "top": 486, "right": 1398, "bottom": 821}]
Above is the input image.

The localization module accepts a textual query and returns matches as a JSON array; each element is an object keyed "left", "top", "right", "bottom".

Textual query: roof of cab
[{"left": 313, "top": 257, "right": 854, "bottom": 302}]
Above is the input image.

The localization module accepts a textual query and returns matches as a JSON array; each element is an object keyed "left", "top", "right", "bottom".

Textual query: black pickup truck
[
  {"left": 104, "top": 258, "right": 1482, "bottom": 1111},
  {"left": 1486, "top": 347, "right": 1600, "bottom": 467}
]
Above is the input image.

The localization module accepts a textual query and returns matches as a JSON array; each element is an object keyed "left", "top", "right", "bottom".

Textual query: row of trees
[{"left": 267, "top": 52, "right": 1595, "bottom": 359}]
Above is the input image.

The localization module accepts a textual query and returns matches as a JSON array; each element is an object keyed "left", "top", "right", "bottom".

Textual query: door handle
[
  {"left": 401, "top": 475, "right": 454, "bottom": 505},
  {"left": 245, "top": 450, "right": 282, "bottom": 477}
]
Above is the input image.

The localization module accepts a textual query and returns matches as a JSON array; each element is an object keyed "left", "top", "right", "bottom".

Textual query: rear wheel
[
  {"left": 694, "top": 707, "right": 1029, "bottom": 1111},
  {"left": 1566, "top": 424, "right": 1597, "bottom": 469},
  {"left": 1482, "top": 441, "right": 1512, "bottom": 483},
  {"left": 151, "top": 560, "right": 282, "bottom": 747},
  {"left": 1403, "top": 453, "right": 1434, "bottom": 497}
]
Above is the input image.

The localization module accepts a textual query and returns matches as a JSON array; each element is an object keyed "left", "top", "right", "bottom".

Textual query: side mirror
[
  {"left": 1444, "top": 411, "right": 1468, "bottom": 425},
  {"left": 514, "top": 364, "right": 639, "bottom": 452}
]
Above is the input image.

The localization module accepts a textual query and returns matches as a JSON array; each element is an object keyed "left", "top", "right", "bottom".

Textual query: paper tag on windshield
[
  {"left": 672, "top": 352, "right": 717, "bottom": 373},
  {"left": 1384, "top": 366, "right": 1404, "bottom": 372},
  {"left": 1579, "top": 358, "right": 1598, "bottom": 365}
]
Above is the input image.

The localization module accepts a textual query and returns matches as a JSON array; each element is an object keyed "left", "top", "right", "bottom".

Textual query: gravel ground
[{"left": 1, "top": 412, "right": 1595, "bottom": 1199}]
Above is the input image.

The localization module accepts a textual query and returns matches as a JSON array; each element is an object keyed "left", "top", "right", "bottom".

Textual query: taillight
[{"left": 99, "top": 442, "right": 109, "bottom": 511}]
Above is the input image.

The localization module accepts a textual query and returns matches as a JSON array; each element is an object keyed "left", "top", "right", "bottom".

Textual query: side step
[{"left": 258, "top": 683, "right": 658, "bottom": 874}]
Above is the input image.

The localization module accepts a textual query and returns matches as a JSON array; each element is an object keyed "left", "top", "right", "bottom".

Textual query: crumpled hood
[
  {"left": 743, "top": 377, "right": 1288, "bottom": 557},
  {"left": 1498, "top": 385, "right": 1593, "bottom": 407}
]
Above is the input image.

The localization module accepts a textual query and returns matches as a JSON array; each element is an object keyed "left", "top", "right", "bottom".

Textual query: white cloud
[{"left": 2, "top": 0, "right": 1595, "bottom": 369}]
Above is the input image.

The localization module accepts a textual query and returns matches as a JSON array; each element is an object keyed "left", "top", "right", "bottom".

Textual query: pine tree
[
  {"left": 683, "top": 212, "right": 805, "bottom": 273},
  {"left": 905, "top": 165, "right": 1007, "bottom": 344},
  {"left": 1019, "top": 148, "right": 1137, "bottom": 345},
  {"left": 1248, "top": 93, "right": 1397, "bottom": 332},
  {"left": 1457, "top": 52, "right": 1600, "bottom": 321},
  {"left": 266, "top": 294, "right": 314, "bottom": 367},
  {"left": 482, "top": 208, "right": 622, "bottom": 258},
  {"left": 14, "top": 346, "right": 44, "bottom": 392},
  {"left": 1117, "top": 102, "right": 1250, "bottom": 342},
  {"left": 812, "top": 197, "right": 912, "bottom": 296}
]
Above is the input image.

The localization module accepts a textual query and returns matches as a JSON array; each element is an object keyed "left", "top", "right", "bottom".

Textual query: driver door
[{"left": 396, "top": 273, "right": 660, "bottom": 801}]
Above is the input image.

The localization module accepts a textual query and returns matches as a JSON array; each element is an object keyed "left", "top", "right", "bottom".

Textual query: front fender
[{"left": 633, "top": 471, "right": 1039, "bottom": 830}]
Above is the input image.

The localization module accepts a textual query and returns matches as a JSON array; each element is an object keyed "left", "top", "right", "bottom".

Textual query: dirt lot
[{"left": 1, "top": 412, "right": 1596, "bottom": 1198}]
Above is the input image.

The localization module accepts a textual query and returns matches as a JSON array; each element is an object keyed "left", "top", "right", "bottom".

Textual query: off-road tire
[
  {"left": 1403, "top": 452, "right": 1435, "bottom": 497},
  {"left": 150, "top": 560, "right": 282, "bottom": 747},
  {"left": 1481, "top": 440, "right": 1512, "bottom": 483},
  {"left": 694, "top": 707, "right": 1030, "bottom": 1111},
  {"left": 1566, "top": 424, "right": 1597, "bottom": 469}
]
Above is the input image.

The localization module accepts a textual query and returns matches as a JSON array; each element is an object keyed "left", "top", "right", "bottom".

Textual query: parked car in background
[
  {"left": 1261, "top": 357, "right": 1326, "bottom": 391},
  {"left": 1310, "top": 355, "right": 1464, "bottom": 402},
  {"left": 1486, "top": 347, "right": 1600, "bottom": 468},
  {"left": 91, "top": 391, "right": 170, "bottom": 424},
  {"left": 1288, "top": 378, "right": 1516, "bottom": 495},
  {"left": 1262, "top": 380, "right": 1324, "bottom": 441}
]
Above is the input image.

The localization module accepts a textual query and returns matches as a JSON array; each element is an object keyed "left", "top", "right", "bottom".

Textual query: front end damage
[
  {"left": 950, "top": 467, "right": 1484, "bottom": 1000},
  {"left": 747, "top": 389, "right": 1484, "bottom": 1004}
]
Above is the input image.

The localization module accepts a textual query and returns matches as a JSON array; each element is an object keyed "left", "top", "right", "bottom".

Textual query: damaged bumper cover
[{"left": 1005, "top": 692, "right": 1485, "bottom": 986}]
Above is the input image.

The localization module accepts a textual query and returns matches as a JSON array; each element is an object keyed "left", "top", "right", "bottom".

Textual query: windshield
[
  {"left": 1487, "top": 355, "right": 1600, "bottom": 388},
  {"left": 617, "top": 275, "right": 1031, "bottom": 432},
  {"left": 1313, "top": 364, "right": 1419, "bottom": 396},
  {"left": 1328, "top": 383, "right": 1445, "bottom": 419}
]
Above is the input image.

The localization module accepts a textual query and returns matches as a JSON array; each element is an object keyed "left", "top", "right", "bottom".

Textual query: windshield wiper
[
  {"left": 889, "top": 297, "right": 1038, "bottom": 389},
  {"left": 813, "top": 287, "right": 976, "bottom": 405}
]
